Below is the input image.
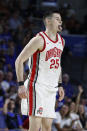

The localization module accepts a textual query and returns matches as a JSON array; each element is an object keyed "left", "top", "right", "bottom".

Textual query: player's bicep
[
  {"left": 16, "top": 36, "right": 43, "bottom": 63},
  {"left": 18, "top": 38, "right": 38, "bottom": 61}
]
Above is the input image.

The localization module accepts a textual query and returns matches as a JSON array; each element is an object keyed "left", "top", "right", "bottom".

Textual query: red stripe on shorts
[{"left": 29, "top": 51, "right": 38, "bottom": 115}]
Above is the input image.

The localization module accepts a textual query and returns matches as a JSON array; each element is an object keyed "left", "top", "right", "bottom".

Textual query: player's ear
[
  {"left": 45, "top": 18, "right": 51, "bottom": 26},
  {"left": 48, "top": 19, "right": 51, "bottom": 24}
]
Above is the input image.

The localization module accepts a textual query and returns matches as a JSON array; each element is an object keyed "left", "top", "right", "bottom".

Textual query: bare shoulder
[
  {"left": 23, "top": 33, "right": 44, "bottom": 51},
  {"left": 35, "top": 34, "right": 44, "bottom": 42},
  {"left": 28, "top": 34, "right": 44, "bottom": 44},
  {"left": 33, "top": 34, "right": 44, "bottom": 50}
]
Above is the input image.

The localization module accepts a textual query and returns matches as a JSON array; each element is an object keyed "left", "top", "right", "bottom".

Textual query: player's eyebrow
[
  {"left": 56, "top": 17, "right": 61, "bottom": 19},
  {"left": 53, "top": 16, "right": 61, "bottom": 20},
  {"left": 55, "top": 17, "right": 59, "bottom": 18}
]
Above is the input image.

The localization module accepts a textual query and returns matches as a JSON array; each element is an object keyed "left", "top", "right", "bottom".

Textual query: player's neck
[{"left": 45, "top": 28, "right": 57, "bottom": 41}]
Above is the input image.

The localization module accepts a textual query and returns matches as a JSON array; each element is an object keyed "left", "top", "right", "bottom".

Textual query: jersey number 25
[{"left": 50, "top": 59, "right": 59, "bottom": 69}]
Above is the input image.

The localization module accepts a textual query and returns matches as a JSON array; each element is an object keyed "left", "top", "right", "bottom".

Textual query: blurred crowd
[
  {"left": 0, "top": 0, "right": 87, "bottom": 130},
  {"left": 0, "top": 71, "right": 87, "bottom": 130},
  {"left": 52, "top": 74, "right": 87, "bottom": 131}
]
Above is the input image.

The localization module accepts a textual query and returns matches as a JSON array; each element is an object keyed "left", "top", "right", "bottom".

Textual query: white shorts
[{"left": 21, "top": 79, "right": 58, "bottom": 118}]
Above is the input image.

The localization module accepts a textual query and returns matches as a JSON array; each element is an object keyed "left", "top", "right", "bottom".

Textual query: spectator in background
[
  {"left": 52, "top": 85, "right": 84, "bottom": 131},
  {"left": 69, "top": 103, "right": 83, "bottom": 130},
  {"left": 0, "top": 58, "right": 6, "bottom": 71},
  {"left": 0, "top": 87, "right": 5, "bottom": 109},
  {"left": 52, "top": 104, "right": 66, "bottom": 131},
  {"left": 52, "top": 104, "right": 73, "bottom": 131},
  {"left": 69, "top": 85, "right": 84, "bottom": 130},
  {"left": 2, "top": 24, "right": 12, "bottom": 42},
  {"left": 5, "top": 71, "right": 15, "bottom": 86},
  {"left": 4, "top": 64, "right": 13, "bottom": 73},
  {"left": 15, "top": 96, "right": 21, "bottom": 114},
  {"left": 60, "top": 104, "right": 72, "bottom": 130},
  {"left": 9, "top": 11, "right": 22, "bottom": 31},
  {"left": 0, "top": 23, "right": 12, "bottom": 56},
  {"left": 0, "top": 70, "right": 10, "bottom": 92},
  {"left": 5, "top": 41, "right": 17, "bottom": 69},
  {"left": 0, "top": 41, "right": 6, "bottom": 71},
  {"left": 55, "top": 73, "right": 74, "bottom": 112},
  {"left": 6, "top": 84, "right": 17, "bottom": 100},
  {"left": 0, "top": 39, "right": 8, "bottom": 54},
  {"left": 6, "top": 71, "right": 13, "bottom": 81},
  {"left": 0, "top": 105, "right": 8, "bottom": 130},
  {"left": 4, "top": 98, "right": 23, "bottom": 130},
  {"left": 78, "top": 104, "right": 87, "bottom": 129},
  {"left": 55, "top": 92, "right": 65, "bottom": 112},
  {"left": 0, "top": 70, "right": 4, "bottom": 84},
  {"left": 62, "top": 73, "right": 74, "bottom": 99},
  {"left": 0, "top": 86, "right": 8, "bottom": 130},
  {"left": 68, "top": 85, "right": 83, "bottom": 113},
  {"left": 69, "top": 85, "right": 83, "bottom": 113},
  {"left": 80, "top": 98, "right": 87, "bottom": 114},
  {"left": 65, "top": 3, "right": 76, "bottom": 19}
]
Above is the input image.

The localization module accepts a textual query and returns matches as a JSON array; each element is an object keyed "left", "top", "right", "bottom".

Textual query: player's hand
[
  {"left": 58, "top": 87, "right": 65, "bottom": 101},
  {"left": 78, "top": 85, "right": 83, "bottom": 94},
  {"left": 18, "top": 85, "right": 28, "bottom": 99}
]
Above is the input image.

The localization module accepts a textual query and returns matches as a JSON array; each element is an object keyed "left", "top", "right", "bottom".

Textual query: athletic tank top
[{"left": 28, "top": 31, "right": 64, "bottom": 91}]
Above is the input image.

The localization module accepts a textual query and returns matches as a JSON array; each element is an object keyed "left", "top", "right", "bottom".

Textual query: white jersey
[
  {"left": 21, "top": 31, "right": 64, "bottom": 116},
  {"left": 28, "top": 31, "right": 64, "bottom": 91}
]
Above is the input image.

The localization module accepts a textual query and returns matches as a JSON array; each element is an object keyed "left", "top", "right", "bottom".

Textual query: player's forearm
[{"left": 15, "top": 57, "right": 24, "bottom": 82}]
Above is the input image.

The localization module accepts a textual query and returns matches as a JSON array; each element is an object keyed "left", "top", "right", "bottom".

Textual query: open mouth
[{"left": 58, "top": 25, "right": 62, "bottom": 31}]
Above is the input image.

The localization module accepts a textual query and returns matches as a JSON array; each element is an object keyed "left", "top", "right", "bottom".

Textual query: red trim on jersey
[
  {"left": 29, "top": 51, "right": 38, "bottom": 115},
  {"left": 39, "top": 33, "right": 46, "bottom": 52},
  {"left": 60, "top": 36, "right": 64, "bottom": 48},
  {"left": 43, "top": 31, "right": 58, "bottom": 43}
]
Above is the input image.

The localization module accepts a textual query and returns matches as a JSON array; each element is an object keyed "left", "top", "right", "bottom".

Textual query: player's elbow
[
  {"left": 15, "top": 56, "right": 22, "bottom": 68},
  {"left": 15, "top": 58, "right": 19, "bottom": 68}
]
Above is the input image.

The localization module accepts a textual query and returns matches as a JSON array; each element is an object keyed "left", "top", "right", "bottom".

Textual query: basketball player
[{"left": 15, "top": 11, "right": 65, "bottom": 131}]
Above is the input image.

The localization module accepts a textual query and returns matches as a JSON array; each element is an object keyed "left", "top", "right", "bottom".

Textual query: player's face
[{"left": 51, "top": 13, "right": 62, "bottom": 32}]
